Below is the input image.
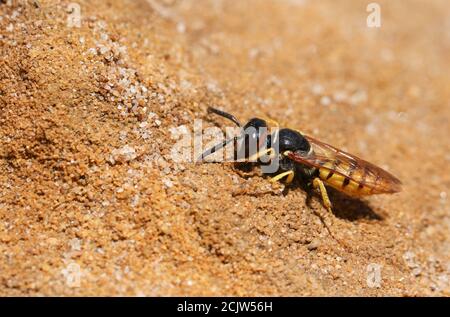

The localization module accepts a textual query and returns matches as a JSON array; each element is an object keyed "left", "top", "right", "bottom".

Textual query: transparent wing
[{"left": 287, "top": 135, "right": 402, "bottom": 194}]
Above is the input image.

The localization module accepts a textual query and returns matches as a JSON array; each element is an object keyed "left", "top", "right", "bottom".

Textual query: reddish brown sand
[{"left": 0, "top": 0, "right": 449, "bottom": 296}]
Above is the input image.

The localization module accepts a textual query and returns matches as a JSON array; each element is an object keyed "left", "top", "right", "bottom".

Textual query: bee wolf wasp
[{"left": 199, "top": 107, "right": 402, "bottom": 224}]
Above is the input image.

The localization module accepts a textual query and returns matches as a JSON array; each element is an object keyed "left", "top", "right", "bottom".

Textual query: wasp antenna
[
  {"left": 198, "top": 136, "right": 242, "bottom": 162},
  {"left": 208, "top": 107, "right": 242, "bottom": 128}
]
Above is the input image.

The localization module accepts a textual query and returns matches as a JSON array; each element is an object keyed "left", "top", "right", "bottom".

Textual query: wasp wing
[{"left": 287, "top": 135, "right": 402, "bottom": 195}]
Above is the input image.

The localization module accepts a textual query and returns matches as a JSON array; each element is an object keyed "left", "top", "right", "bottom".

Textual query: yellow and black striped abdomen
[
  {"left": 286, "top": 135, "right": 402, "bottom": 196},
  {"left": 318, "top": 162, "right": 373, "bottom": 196}
]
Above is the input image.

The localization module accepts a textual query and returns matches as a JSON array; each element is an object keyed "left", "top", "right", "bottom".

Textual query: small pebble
[
  {"left": 320, "top": 96, "right": 331, "bottom": 106},
  {"left": 307, "top": 239, "right": 320, "bottom": 250}
]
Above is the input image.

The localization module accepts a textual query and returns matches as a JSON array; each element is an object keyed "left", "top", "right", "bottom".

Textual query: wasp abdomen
[{"left": 318, "top": 162, "right": 372, "bottom": 196}]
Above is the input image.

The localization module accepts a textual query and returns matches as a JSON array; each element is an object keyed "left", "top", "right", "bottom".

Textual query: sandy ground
[{"left": 0, "top": 0, "right": 449, "bottom": 296}]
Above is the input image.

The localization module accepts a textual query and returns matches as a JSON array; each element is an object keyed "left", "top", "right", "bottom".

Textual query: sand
[{"left": 0, "top": 0, "right": 449, "bottom": 296}]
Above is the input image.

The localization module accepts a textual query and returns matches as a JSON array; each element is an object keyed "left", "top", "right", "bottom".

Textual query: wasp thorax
[{"left": 277, "top": 128, "right": 310, "bottom": 154}]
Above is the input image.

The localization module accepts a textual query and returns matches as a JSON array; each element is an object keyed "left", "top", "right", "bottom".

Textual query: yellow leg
[
  {"left": 247, "top": 147, "right": 275, "bottom": 162},
  {"left": 270, "top": 170, "right": 295, "bottom": 184},
  {"left": 313, "top": 178, "right": 333, "bottom": 214},
  {"left": 312, "top": 177, "right": 335, "bottom": 233},
  {"left": 311, "top": 177, "right": 353, "bottom": 249}
]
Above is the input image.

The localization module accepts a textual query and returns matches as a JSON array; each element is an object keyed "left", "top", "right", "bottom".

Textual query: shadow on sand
[{"left": 233, "top": 163, "right": 384, "bottom": 222}]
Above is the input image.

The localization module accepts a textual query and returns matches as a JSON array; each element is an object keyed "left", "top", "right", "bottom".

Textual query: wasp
[{"left": 199, "top": 107, "right": 402, "bottom": 224}]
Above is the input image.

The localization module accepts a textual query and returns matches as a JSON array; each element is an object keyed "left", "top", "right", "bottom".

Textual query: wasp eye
[{"left": 237, "top": 118, "right": 268, "bottom": 159}]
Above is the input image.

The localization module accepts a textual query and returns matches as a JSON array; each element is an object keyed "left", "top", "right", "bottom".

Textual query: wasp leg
[
  {"left": 233, "top": 147, "right": 274, "bottom": 178},
  {"left": 247, "top": 147, "right": 275, "bottom": 162},
  {"left": 312, "top": 178, "right": 333, "bottom": 215},
  {"left": 312, "top": 177, "right": 334, "bottom": 232},
  {"left": 270, "top": 170, "right": 295, "bottom": 184},
  {"left": 311, "top": 178, "right": 351, "bottom": 250},
  {"left": 232, "top": 162, "right": 259, "bottom": 178}
]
